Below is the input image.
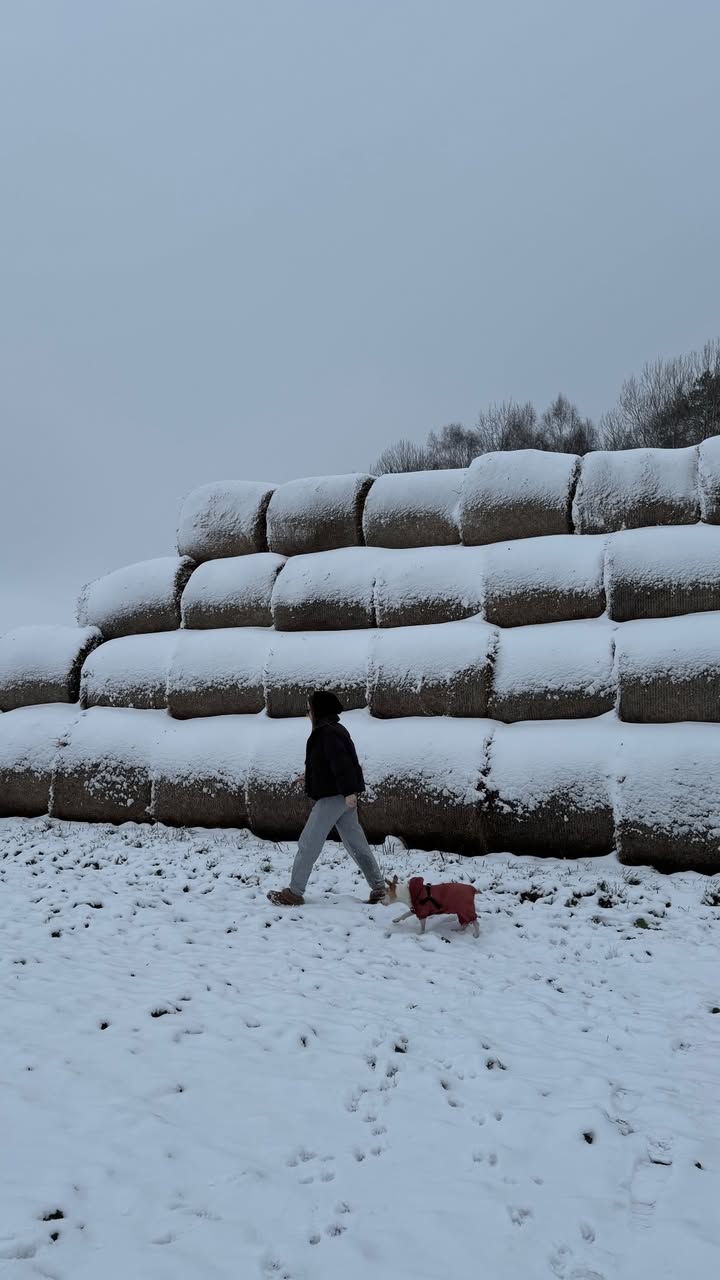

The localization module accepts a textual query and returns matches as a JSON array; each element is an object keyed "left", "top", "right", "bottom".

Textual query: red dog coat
[{"left": 408, "top": 877, "right": 477, "bottom": 926}]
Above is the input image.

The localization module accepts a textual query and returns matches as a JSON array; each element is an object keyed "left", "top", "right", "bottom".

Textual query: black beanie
[{"left": 309, "top": 690, "right": 344, "bottom": 721}]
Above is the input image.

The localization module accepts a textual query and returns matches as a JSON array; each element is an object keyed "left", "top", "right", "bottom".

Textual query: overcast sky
[{"left": 2, "top": 0, "right": 719, "bottom": 632}]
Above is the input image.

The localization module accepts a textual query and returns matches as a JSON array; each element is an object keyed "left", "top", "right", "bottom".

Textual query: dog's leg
[
  {"left": 420, "top": 918, "right": 426, "bottom": 933},
  {"left": 472, "top": 920, "right": 480, "bottom": 938},
  {"left": 393, "top": 910, "right": 413, "bottom": 925}
]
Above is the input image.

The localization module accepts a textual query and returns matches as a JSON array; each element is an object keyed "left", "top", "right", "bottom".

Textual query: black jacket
[{"left": 305, "top": 719, "right": 366, "bottom": 800}]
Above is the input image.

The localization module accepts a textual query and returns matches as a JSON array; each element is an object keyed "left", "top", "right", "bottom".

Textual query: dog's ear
[{"left": 391, "top": 875, "right": 398, "bottom": 886}]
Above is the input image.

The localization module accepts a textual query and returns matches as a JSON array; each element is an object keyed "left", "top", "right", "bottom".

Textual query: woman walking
[{"left": 267, "top": 691, "right": 385, "bottom": 906}]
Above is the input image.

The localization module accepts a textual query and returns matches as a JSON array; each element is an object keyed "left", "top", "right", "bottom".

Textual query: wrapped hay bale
[
  {"left": 351, "top": 712, "right": 490, "bottom": 852},
  {"left": 151, "top": 715, "right": 253, "bottom": 827},
  {"left": 266, "top": 473, "right": 375, "bottom": 557},
  {"left": 362, "top": 469, "right": 463, "bottom": 548},
  {"left": 78, "top": 556, "right": 194, "bottom": 639},
  {"left": 177, "top": 480, "right": 275, "bottom": 561},
  {"left": 368, "top": 619, "right": 495, "bottom": 718},
  {"left": 374, "top": 546, "right": 485, "bottom": 628},
  {"left": 614, "top": 723, "right": 720, "bottom": 872},
  {"left": 485, "top": 718, "right": 616, "bottom": 856},
  {"left": 167, "top": 628, "right": 269, "bottom": 718},
  {"left": 264, "top": 630, "right": 371, "bottom": 718},
  {"left": 615, "top": 612, "right": 720, "bottom": 723},
  {"left": 271, "top": 547, "right": 381, "bottom": 631},
  {"left": 489, "top": 618, "right": 616, "bottom": 722},
  {"left": 572, "top": 445, "right": 699, "bottom": 534},
  {"left": 51, "top": 707, "right": 165, "bottom": 824},
  {"left": 180, "top": 553, "right": 286, "bottom": 628},
  {"left": 245, "top": 715, "right": 312, "bottom": 839},
  {"left": 482, "top": 534, "right": 606, "bottom": 628},
  {"left": 80, "top": 633, "right": 176, "bottom": 710},
  {"left": 0, "top": 704, "right": 80, "bottom": 817},
  {"left": 606, "top": 525, "right": 720, "bottom": 622},
  {"left": 0, "top": 624, "right": 102, "bottom": 711},
  {"left": 698, "top": 435, "right": 720, "bottom": 524},
  {"left": 460, "top": 450, "right": 578, "bottom": 546}
]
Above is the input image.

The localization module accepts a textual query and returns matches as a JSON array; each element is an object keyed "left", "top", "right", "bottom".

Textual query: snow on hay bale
[
  {"left": 698, "top": 435, "right": 720, "bottom": 524},
  {"left": 352, "top": 714, "right": 490, "bottom": 852},
  {"left": 606, "top": 525, "right": 720, "bottom": 622},
  {"left": 167, "top": 628, "right": 269, "bottom": 719},
  {"left": 51, "top": 707, "right": 165, "bottom": 824},
  {"left": 78, "top": 556, "right": 194, "bottom": 639},
  {"left": 572, "top": 445, "right": 699, "bottom": 534},
  {"left": 614, "top": 723, "right": 720, "bottom": 872},
  {"left": 368, "top": 620, "right": 495, "bottom": 718},
  {"left": 460, "top": 450, "right": 578, "bottom": 546},
  {"left": 0, "top": 625, "right": 102, "bottom": 712},
  {"left": 362, "top": 469, "right": 463, "bottom": 548},
  {"left": 489, "top": 618, "right": 616, "bottom": 722},
  {"left": 80, "top": 633, "right": 176, "bottom": 710},
  {"left": 271, "top": 547, "right": 380, "bottom": 631},
  {"left": 266, "top": 473, "right": 375, "bottom": 558},
  {"left": 180, "top": 553, "right": 286, "bottom": 628},
  {"left": 374, "top": 546, "right": 485, "bottom": 628},
  {"left": 151, "top": 715, "right": 253, "bottom": 827},
  {"left": 245, "top": 715, "right": 312, "bottom": 838},
  {"left": 481, "top": 534, "right": 607, "bottom": 628},
  {"left": 177, "top": 480, "right": 275, "bottom": 561},
  {"left": 264, "top": 630, "right": 370, "bottom": 718},
  {"left": 615, "top": 612, "right": 720, "bottom": 723},
  {"left": 0, "top": 704, "right": 80, "bottom": 817},
  {"left": 485, "top": 718, "right": 616, "bottom": 856}
]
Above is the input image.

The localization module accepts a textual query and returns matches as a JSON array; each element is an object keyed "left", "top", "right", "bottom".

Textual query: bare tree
[
  {"left": 425, "top": 423, "right": 481, "bottom": 468},
  {"left": 600, "top": 340, "right": 720, "bottom": 449},
  {"left": 372, "top": 438, "right": 433, "bottom": 475},
  {"left": 540, "top": 394, "right": 598, "bottom": 454}
]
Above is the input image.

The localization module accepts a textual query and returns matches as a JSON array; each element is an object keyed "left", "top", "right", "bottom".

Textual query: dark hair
[{"left": 308, "top": 690, "right": 344, "bottom": 724}]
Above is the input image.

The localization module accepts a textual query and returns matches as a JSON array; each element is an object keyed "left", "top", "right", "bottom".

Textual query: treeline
[{"left": 372, "top": 340, "right": 720, "bottom": 473}]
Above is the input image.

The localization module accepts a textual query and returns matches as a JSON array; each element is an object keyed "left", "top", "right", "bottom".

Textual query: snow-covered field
[{"left": 1, "top": 819, "right": 718, "bottom": 1280}]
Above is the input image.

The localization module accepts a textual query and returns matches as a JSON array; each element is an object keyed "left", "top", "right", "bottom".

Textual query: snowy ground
[{"left": 1, "top": 819, "right": 719, "bottom": 1280}]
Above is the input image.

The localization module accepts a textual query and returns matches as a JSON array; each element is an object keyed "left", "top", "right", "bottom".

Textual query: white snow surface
[
  {"left": 271, "top": 548, "right": 382, "bottom": 620},
  {"left": 462, "top": 448, "right": 578, "bottom": 520},
  {"left": 181, "top": 554, "right": 286, "bottom": 626},
  {"left": 0, "top": 625, "right": 101, "bottom": 709},
  {"left": 80, "top": 633, "right": 177, "bottom": 708},
  {"left": 169, "top": 628, "right": 271, "bottom": 697},
  {"left": 488, "top": 716, "right": 618, "bottom": 813},
  {"left": 374, "top": 545, "right": 486, "bottom": 623},
  {"left": 698, "top": 435, "right": 720, "bottom": 520},
  {"left": 0, "top": 818, "right": 718, "bottom": 1280},
  {"left": 176, "top": 481, "right": 275, "bottom": 561},
  {"left": 614, "top": 611, "right": 720, "bottom": 682},
  {"left": 362, "top": 468, "right": 463, "bottom": 546},
  {"left": 481, "top": 533, "right": 607, "bottom": 598},
  {"left": 606, "top": 523, "right": 720, "bottom": 590},
  {"left": 77, "top": 557, "right": 191, "bottom": 633},
  {"left": 369, "top": 617, "right": 495, "bottom": 687},
  {"left": 266, "top": 629, "right": 371, "bottom": 692},
  {"left": 0, "top": 703, "right": 80, "bottom": 771},
  {"left": 616, "top": 721, "right": 720, "bottom": 839},
  {"left": 573, "top": 446, "right": 699, "bottom": 534},
  {"left": 491, "top": 617, "right": 616, "bottom": 706},
  {"left": 266, "top": 474, "right": 373, "bottom": 555}
]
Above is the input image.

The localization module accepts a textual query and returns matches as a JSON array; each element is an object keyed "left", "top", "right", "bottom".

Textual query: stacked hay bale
[{"left": 3, "top": 445, "right": 720, "bottom": 871}]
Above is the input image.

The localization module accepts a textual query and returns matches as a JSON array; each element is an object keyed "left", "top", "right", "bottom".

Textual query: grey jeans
[{"left": 289, "top": 796, "right": 384, "bottom": 897}]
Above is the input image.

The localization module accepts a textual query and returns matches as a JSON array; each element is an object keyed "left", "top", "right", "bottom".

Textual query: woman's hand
[{"left": 345, "top": 793, "right": 357, "bottom": 809}]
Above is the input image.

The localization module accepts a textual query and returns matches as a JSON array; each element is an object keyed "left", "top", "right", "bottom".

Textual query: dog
[{"left": 381, "top": 874, "right": 480, "bottom": 938}]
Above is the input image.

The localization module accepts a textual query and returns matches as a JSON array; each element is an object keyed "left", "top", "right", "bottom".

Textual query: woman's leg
[
  {"left": 334, "top": 805, "right": 384, "bottom": 894},
  {"left": 288, "top": 796, "right": 347, "bottom": 897}
]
